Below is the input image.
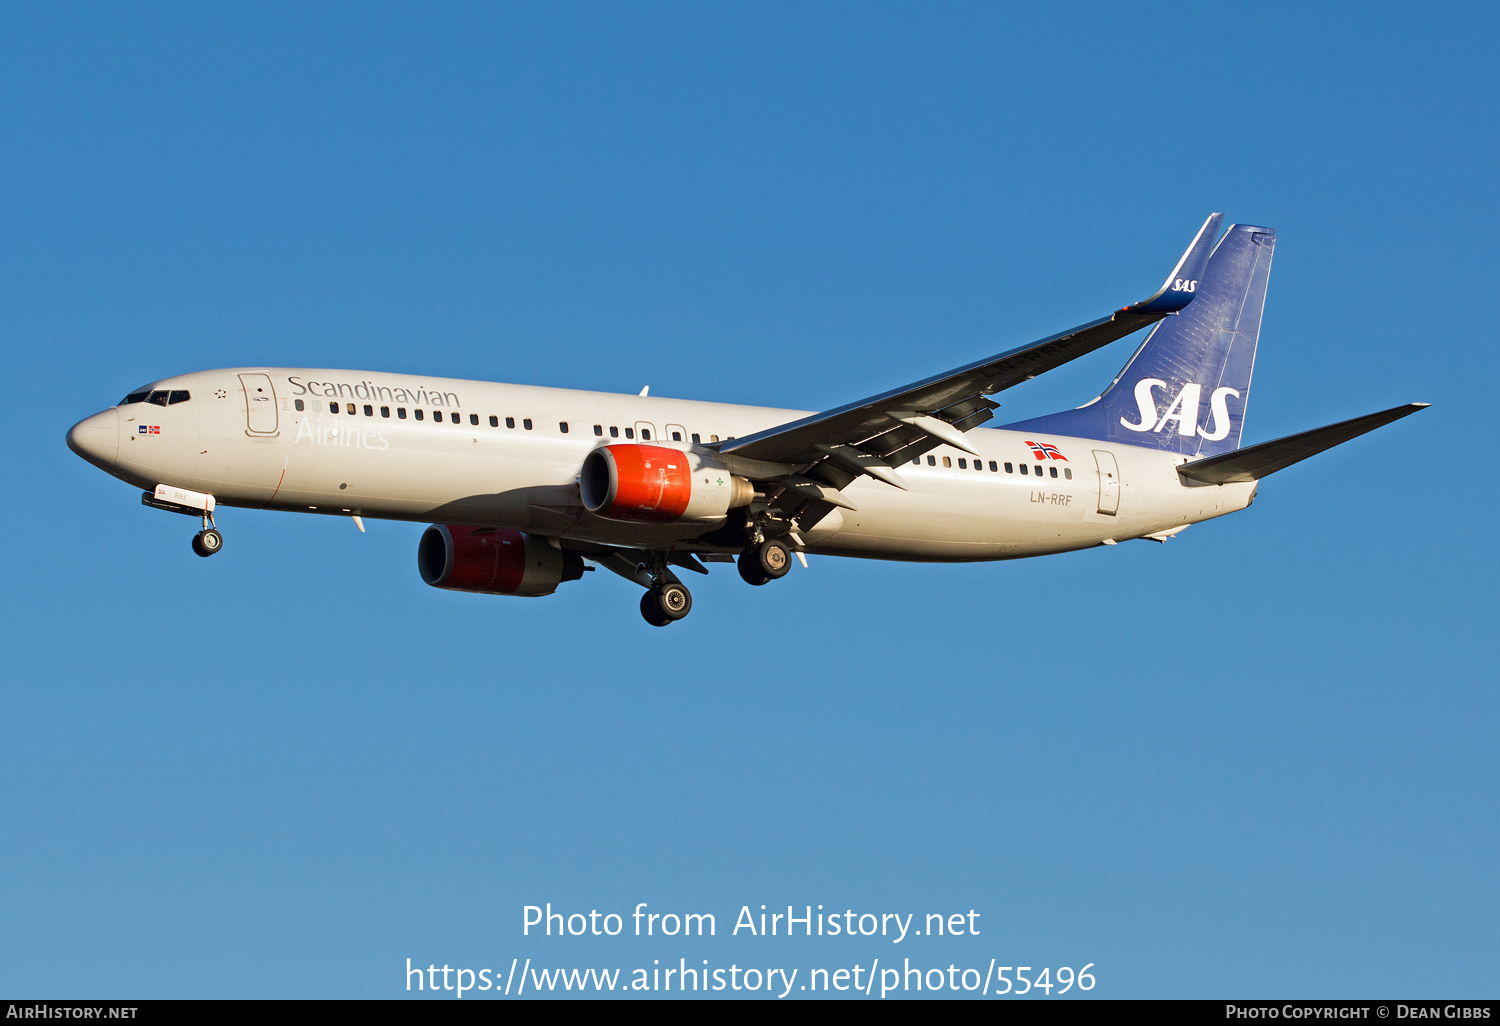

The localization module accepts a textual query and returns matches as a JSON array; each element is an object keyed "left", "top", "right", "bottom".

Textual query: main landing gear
[
  {"left": 640, "top": 582, "right": 693, "bottom": 627},
  {"left": 635, "top": 538, "right": 795, "bottom": 625},
  {"left": 737, "top": 538, "right": 791, "bottom": 586},
  {"left": 638, "top": 554, "right": 694, "bottom": 627}
]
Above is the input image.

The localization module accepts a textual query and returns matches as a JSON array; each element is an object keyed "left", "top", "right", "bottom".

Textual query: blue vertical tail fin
[{"left": 1005, "top": 221, "right": 1276, "bottom": 457}]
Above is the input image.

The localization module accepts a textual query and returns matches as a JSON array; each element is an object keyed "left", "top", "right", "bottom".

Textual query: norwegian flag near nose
[{"left": 1025, "top": 440, "right": 1066, "bottom": 461}]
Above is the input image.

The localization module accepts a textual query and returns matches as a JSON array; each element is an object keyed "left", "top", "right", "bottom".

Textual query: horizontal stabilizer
[{"left": 1177, "top": 403, "right": 1429, "bottom": 484}]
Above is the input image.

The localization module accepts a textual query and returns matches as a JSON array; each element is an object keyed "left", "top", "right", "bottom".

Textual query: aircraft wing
[{"left": 717, "top": 213, "right": 1223, "bottom": 476}]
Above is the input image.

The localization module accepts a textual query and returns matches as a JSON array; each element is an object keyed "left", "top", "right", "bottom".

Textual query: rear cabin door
[
  {"left": 1093, "top": 450, "right": 1120, "bottom": 515},
  {"left": 240, "top": 373, "right": 279, "bottom": 436}
]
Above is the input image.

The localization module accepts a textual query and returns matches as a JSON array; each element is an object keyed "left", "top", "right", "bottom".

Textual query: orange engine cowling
[
  {"left": 580, "top": 444, "right": 754, "bottom": 523},
  {"left": 417, "top": 525, "right": 584, "bottom": 597}
]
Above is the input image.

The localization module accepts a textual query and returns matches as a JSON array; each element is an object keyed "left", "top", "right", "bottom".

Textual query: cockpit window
[
  {"left": 168, "top": 390, "right": 191, "bottom": 405},
  {"left": 121, "top": 390, "right": 152, "bottom": 405},
  {"left": 147, "top": 390, "right": 170, "bottom": 406}
]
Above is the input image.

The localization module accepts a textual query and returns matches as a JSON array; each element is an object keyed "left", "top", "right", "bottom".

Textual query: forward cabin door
[
  {"left": 1093, "top": 450, "right": 1120, "bottom": 515},
  {"left": 239, "top": 373, "right": 279, "bottom": 436}
]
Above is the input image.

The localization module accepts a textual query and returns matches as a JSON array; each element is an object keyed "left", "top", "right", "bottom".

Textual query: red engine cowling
[
  {"left": 417, "top": 525, "right": 584, "bottom": 597},
  {"left": 580, "top": 444, "right": 753, "bottom": 523}
]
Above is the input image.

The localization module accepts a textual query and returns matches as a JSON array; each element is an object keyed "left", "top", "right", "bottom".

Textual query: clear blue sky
[{"left": 2, "top": 1, "right": 1496, "bottom": 999}]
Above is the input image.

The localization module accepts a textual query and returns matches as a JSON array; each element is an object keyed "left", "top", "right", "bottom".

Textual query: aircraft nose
[{"left": 67, "top": 408, "right": 119, "bottom": 469}]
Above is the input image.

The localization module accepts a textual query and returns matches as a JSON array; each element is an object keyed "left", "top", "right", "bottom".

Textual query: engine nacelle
[
  {"left": 580, "top": 444, "right": 754, "bottom": 524},
  {"left": 417, "top": 525, "right": 584, "bottom": 597}
]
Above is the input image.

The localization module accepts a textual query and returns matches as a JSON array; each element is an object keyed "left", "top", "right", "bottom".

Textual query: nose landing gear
[
  {"left": 191, "top": 508, "right": 224, "bottom": 557},
  {"left": 192, "top": 525, "right": 224, "bottom": 557},
  {"left": 141, "top": 485, "right": 223, "bottom": 558}
]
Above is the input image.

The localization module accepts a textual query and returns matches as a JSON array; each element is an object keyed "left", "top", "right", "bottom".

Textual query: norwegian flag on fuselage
[{"left": 1024, "top": 440, "right": 1066, "bottom": 461}]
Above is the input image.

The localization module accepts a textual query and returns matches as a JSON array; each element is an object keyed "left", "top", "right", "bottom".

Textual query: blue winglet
[{"left": 1121, "top": 213, "right": 1224, "bottom": 315}]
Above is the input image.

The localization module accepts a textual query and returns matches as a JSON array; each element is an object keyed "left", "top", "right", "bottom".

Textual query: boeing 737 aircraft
[{"left": 67, "top": 215, "right": 1426, "bottom": 625}]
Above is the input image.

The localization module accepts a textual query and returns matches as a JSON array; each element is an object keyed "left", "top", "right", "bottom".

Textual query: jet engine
[
  {"left": 417, "top": 525, "right": 584, "bottom": 597},
  {"left": 580, "top": 444, "right": 754, "bottom": 524}
]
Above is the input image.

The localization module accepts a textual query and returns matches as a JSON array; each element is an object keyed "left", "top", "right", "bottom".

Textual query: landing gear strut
[
  {"left": 737, "top": 538, "right": 791, "bottom": 586},
  {"left": 191, "top": 513, "right": 223, "bottom": 558},
  {"left": 638, "top": 555, "right": 693, "bottom": 626}
]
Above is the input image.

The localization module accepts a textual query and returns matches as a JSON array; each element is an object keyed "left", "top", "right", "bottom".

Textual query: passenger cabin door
[
  {"left": 240, "top": 373, "right": 279, "bottom": 436},
  {"left": 665, "top": 423, "right": 687, "bottom": 444},
  {"left": 1093, "top": 450, "right": 1120, "bottom": 515},
  {"left": 634, "top": 421, "right": 656, "bottom": 443}
]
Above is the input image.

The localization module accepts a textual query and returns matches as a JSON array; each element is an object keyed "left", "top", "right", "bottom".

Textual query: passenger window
[
  {"left": 294, "top": 399, "right": 305, "bottom": 411},
  {"left": 364, "top": 404, "right": 374, "bottom": 416},
  {"left": 506, "top": 417, "right": 515, "bottom": 428},
  {"left": 122, "top": 390, "right": 151, "bottom": 405},
  {"left": 641, "top": 429, "right": 650, "bottom": 440},
  {"left": 329, "top": 401, "right": 339, "bottom": 414},
  {"left": 672, "top": 431, "right": 681, "bottom": 441},
  {"left": 912, "top": 458, "right": 920, "bottom": 465},
  {"left": 397, "top": 408, "right": 407, "bottom": 419},
  {"left": 1064, "top": 468, "right": 1072, "bottom": 479},
  {"left": 710, "top": 434, "right": 719, "bottom": 443},
  {"left": 344, "top": 403, "right": 354, "bottom": 415},
  {"left": 148, "top": 390, "right": 170, "bottom": 406},
  {"left": 169, "top": 390, "right": 191, "bottom": 405},
  {"left": 470, "top": 414, "right": 479, "bottom": 425},
  {"left": 975, "top": 461, "right": 983, "bottom": 471},
  {"left": 958, "top": 458, "right": 967, "bottom": 469},
  {"left": 559, "top": 422, "right": 569, "bottom": 433},
  {"left": 610, "top": 426, "right": 619, "bottom": 437},
  {"left": 927, "top": 455, "right": 936, "bottom": 466},
  {"left": 1004, "top": 462, "right": 1013, "bottom": 473},
  {"left": 942, "top": 456, "right": 951, "bottom": 468},
  {"left": 381, "top": 406, "right": 390, "bottom": 418},
  {"left": 988, "top": 461, "right": 997, "bottom": 472},
  {"left": 523, "top": 418, "right": 533, "bottom": 430},
  {"left": 1049, "top": 465, "right": 1058, "bottom": 478},
  {"left": 691, "top": 433, "right": 700, "bottom": 443},
  {"left": 415, "top": 409, "right": 424, "bottom": 421},
  {"left": 490, "top": 416, "right": 499, "bottom": 427},
  {"left": 625, "top": 428, "right": 635, "bottom": 439},
  {"left": 1020, "top": 464, "right": 1028, "bottom": 475},
  {"left": 1036, "top": 465, "right": 1043, "bottom": 475},
  {"left": 594, "top": 424, "right": 604, "bottom": 436}
]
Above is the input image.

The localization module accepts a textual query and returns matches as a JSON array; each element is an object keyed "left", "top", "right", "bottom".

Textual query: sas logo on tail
[
  {"left": 1024, "top": 441, "right": 1067, "bottom": 461},
  {"left": 1121, "top": 380, "right": 1239, "bottom": 440}
]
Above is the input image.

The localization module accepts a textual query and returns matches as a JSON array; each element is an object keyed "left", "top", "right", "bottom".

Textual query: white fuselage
[{"left": 72, "top": 368, "right": 1257, "bottom": 561}]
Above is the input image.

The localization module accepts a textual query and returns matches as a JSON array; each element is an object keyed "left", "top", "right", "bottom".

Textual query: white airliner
[{"left": 67, "top": 215, "right": 1425, "bottom": 625}]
